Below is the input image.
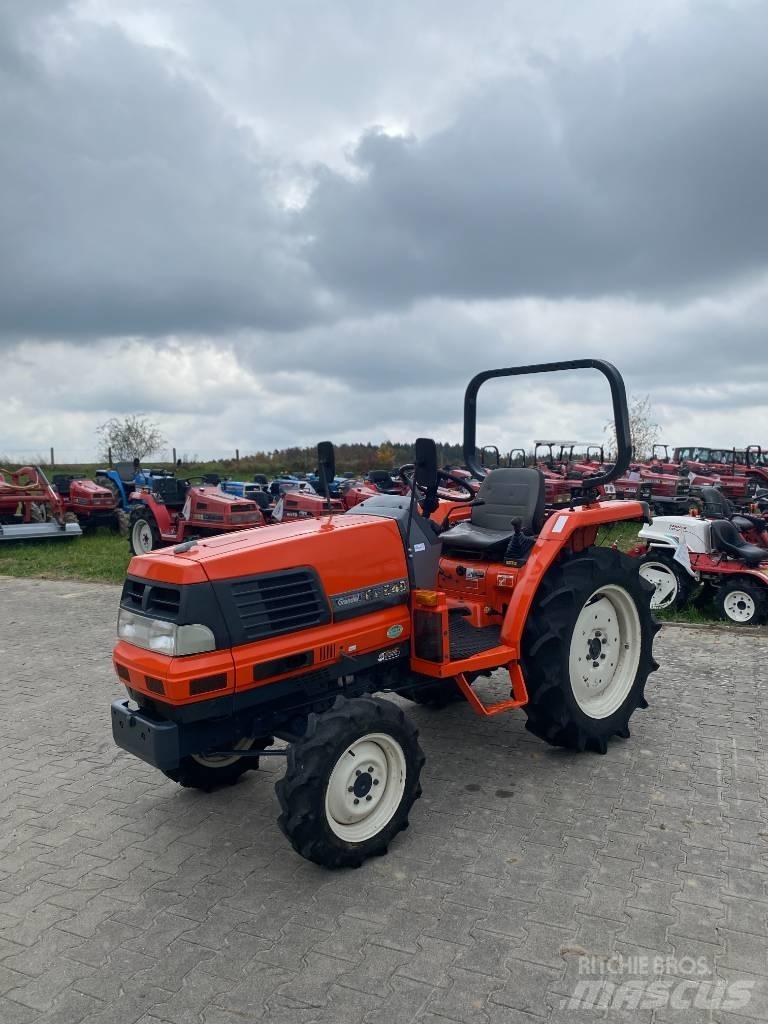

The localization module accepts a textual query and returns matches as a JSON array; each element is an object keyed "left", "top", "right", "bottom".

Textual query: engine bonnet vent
[{"left": 227, "top": 569, "right": 329, "bottom": 642}]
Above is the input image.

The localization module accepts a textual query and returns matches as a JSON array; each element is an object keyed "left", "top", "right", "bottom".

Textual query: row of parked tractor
[{"left": 3, "top": 442, "right": 768, "bottom": 625}]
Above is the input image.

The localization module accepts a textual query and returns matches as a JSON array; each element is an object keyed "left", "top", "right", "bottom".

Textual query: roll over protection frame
[{"left": 462, "top": 358, "right": 632, "bottom": 491}]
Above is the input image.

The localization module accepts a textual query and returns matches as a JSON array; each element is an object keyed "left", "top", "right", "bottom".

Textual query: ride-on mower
[
  {"left": 111, "top": 359, "right": 659, "bottom": 868},
  {"left": 634, "top": 487, "right": 768, "bottom": 624}
]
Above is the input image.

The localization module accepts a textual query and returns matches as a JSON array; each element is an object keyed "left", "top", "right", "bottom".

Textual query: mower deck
[{"left": 0, "top": 521, "right": 82, "bottom": 541}]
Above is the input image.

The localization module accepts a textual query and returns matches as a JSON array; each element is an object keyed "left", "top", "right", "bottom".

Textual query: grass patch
[{"left": 0, "top": 531, "right": 129, "bottom": 584}]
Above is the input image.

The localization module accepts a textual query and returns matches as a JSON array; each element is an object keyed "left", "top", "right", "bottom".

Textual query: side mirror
[
  {"left": 414, "top": 437, "right": 438, "bottom": 491},
  {"left": 317, "top": 441, "right": 336, "bottom": 496}
]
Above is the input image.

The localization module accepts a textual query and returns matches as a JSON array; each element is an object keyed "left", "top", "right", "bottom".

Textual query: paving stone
[{"left": 1, "top": 577, "right": 767, "bottom": 1024}]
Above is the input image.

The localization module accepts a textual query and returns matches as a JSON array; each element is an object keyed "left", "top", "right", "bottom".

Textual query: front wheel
[
  {"left": 715, "top": 580, "right": 767, "bottom": 626},
  {"left": 638, "top": 550, "right": 693, "bottom": 610},
  {"left": 129, "top": 507, "right": 161, "bottom": 554},
  {"left": 164, "top": 736, "right": 272, "bottom": 790},
  {"left": 276, "top": 695, "right": 425, "bottom": 867},
  {"left": 521, "top": 546, "right": 660, "bottom": 754}
]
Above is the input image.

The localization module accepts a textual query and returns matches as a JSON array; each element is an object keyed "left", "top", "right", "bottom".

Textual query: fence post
[
  {"left": 235, "top": 449, "right": 240, "bottom": 464},
  {"left": 50, "top": 447, "right": 55, "bottom": 468},
  {"left": 172, "top": 447, "right": 177, "bottom": 465}
]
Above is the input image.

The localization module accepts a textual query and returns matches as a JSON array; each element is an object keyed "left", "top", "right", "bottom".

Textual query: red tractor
[
  {"left": 127, "top": 475, "right": 265, "bottom": 555},
  {"left": 52, "top": 475, "right": 120, "bottom": 533},
  {"left": 0, "top": 465, "right": 82, "bottom": 541},
  {"left": 111, "top": 358, "right": 659, "bottom": 868}
]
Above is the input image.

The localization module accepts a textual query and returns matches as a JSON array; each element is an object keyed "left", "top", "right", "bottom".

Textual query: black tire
[
  {"left": 276, "top": 695, "right": 425, "bottom": 868},
  {"left": 521, "top": 546, "right": 660, "bottom": 754},
  {"left": 714, "top": 579, "right": 768, "bottom": 626},
  {"left": 164, "top": 736, "right": 272, "bottom": 791},
  {"left": 637, "top": 550, "right": 693, "bottom": 611},
  {"left": 99, "top": 476, "right": 123, "bottom": 504},
  {"left": 128, "top": 506, "right": 161, "bottom": 554}
]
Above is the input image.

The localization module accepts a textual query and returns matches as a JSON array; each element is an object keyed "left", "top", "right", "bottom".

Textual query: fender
[
  {"left": 500, "top": 499, "right": 648, "bottom": 650},
  {"left": 131, "top": 492, "right": 174, "bottom": 534}
]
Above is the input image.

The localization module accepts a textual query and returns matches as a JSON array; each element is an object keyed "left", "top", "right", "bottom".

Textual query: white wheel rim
[
  {"left": 132, "top": 519, "right": 154, "bottom": 553},
  {"left": 324, "top": 733, "right": 406, "bottom": 843},
  {"left": 723, "top": 590, "right": 756, "bottom": 623},
  {"left": 193, "top": 737, "right": 255, "bottom": 769},
  {"left": 569, "top": 584, "right": 641, "bottom": 719},
  {"left": 639, "top": 560, "right": 678, "bottom": 609}
]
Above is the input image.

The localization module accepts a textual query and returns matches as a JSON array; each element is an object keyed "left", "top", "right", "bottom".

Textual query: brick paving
[{"left": 0, "top": 574, "right": 766, "bottom": 1022}]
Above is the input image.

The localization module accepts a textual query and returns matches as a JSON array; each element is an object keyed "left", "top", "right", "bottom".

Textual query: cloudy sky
[{"left": 2, "top": 0, "right": 768, "bottom": 462}]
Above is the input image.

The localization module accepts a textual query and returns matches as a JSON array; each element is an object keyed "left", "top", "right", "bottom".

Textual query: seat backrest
[
  {"left": 709, "top": 518, "right": 757, "bottom": 561},
  {"left": 472, "top": 468, "right": 546, "bottom": 533},
  {"left": 699, "top": 485, "right": 732, "bottom": 518},
  {"left": 114, "top": 462, "right": 137, "bottom": 484}
]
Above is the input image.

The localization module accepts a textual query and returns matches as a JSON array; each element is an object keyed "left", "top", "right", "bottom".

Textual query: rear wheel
[
  {"left": 129, "top": 507, "right": 161, "bottom": 554},
  {"left": 164, "top": 736, "right": 272, "bottom": 790},
  {"left": 638, "top": 550, "right": 693, "bottom": 610},
  {"left": 521, "top": 546, "right": 659, "bottom": 754},
  {"left": 276, "top": 695, "right": 425, "bottom": 867},
  {"left": 715, "top": 580, "right": 767, "bottom": 626}
]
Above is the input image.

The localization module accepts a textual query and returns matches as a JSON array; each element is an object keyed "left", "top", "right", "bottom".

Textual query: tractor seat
[
  {"left": 368, "top": 470, "right": 400, "bottom": 494},
  {"left": 699, "top": 485, "right": 734, "bottom": 518},
  {"left": 441, "top": 468, "right": 546, "bottom": 557},
  {"left": 709, "top": 519, "right": 766, "bottom": 566}
]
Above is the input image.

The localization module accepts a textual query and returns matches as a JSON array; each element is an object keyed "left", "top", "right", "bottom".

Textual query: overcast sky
[{"left": 2, "top": 0, "right": 767, "bottom": 462}]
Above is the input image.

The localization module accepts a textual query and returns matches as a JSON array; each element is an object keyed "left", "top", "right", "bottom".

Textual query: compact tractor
[
  {"left": 111, "top": 359, "right": 659, "bottom": 868},
  {"left": 52, "top": 475, "right": 120, "bottom": 532},
  {"left": 127, "top": 474, "right": 265, "bottom": 555},
  {"left": 0, "top": 465, "right": 82, "bottom": 541},
  {"left": 634, "top": 486, "right": 768, "bottom": 624}
]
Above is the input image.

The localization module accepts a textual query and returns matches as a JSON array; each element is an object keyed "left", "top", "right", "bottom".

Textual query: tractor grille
[
  {"left": 229, "top": 570, "right": 329, "bottom": 642},
  {"left": 231, "top": 504, "right": 253, "bottom": 513},
  {"left": 120, "top": 579, "right": 181, "bottom": 618},
  {"left": 147, "top": 586, "right": 181, "bottom": 616}
]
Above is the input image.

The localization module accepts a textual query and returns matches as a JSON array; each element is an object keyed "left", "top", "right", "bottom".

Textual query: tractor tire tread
[
  {"left": 521, "top": 546, "right": 658, "bottom": 754},
  {"left": 275, "top": 695, "right": 424, "bottom": 868}
]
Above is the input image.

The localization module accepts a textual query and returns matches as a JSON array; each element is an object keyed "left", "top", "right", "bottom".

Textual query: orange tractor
[{"left": 111, "top": 359, "right": 659, "bottom": 867}]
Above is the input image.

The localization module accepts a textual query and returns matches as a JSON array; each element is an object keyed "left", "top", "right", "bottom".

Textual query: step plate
[{"left": 448, "top": 615, "right": 502, "bottom": 660}]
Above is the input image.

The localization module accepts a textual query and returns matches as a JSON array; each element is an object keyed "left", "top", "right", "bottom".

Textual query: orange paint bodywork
[
  {"left": 113, "top": 496, "right": 647, "bottom": 719},
  {"left": 115, "top": 514, "right": 411, "bottom": 706}
]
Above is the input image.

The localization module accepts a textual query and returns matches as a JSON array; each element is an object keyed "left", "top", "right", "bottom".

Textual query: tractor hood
[{"left": 127, "top": 514, "right": 408, "bottom": 599}]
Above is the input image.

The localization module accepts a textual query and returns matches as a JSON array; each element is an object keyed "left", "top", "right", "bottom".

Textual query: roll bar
[{"left": 463, "top": 358, "right": 632, "bottom": 490}]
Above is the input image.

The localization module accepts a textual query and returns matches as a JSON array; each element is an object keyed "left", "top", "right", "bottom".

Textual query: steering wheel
[{"left": 398, "top": 465, "right": 476, "bottom": 503}]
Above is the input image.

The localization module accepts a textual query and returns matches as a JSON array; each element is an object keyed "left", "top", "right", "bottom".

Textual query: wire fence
[{"left": 0, "top": 447, "right": 249, "bottom": 468}]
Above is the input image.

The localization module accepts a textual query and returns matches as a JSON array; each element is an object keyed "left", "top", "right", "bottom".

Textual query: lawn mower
[
  {"left": 0, "top": 465, "right": 82, "bottom": 541},
  {"left": 633, "top": 487, "right": 768, "bottom": 624},
  {"left": 110, "top": 358, "right": 659, "bottom": 868},
  {"left": 52, "top": 475, "right": 120, "bottom": 533},
  {"left": 127, "top": 474, "right": 266, "bottom": 555}
]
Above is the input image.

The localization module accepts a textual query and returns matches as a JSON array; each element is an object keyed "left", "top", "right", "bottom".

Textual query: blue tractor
[{"left": 95, "top": 462, "right": 175, "bottom": 511}]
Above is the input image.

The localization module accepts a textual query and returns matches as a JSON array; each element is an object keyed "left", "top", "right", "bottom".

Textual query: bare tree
[
  {"left": 604, "top": 393, "right": 660, "bottom": 460},
  {"left": 96, "top": 415, "right": 166, "bottom": 463}
]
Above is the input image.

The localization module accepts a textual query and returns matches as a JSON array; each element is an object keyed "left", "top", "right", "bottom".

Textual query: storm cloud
[{"left": 1, "top": 0, "right": 768, "bottom": 457}]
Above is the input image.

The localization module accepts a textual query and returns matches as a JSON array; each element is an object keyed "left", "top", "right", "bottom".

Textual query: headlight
[{"left": 117, "top": 609, "right": 215, "bottom": 656}]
